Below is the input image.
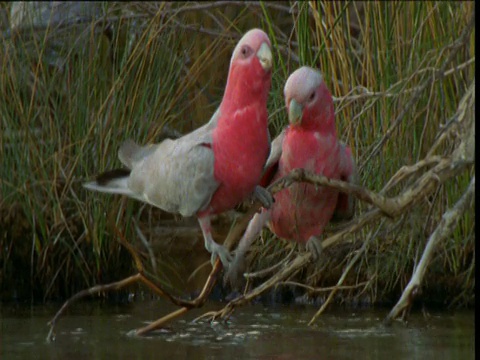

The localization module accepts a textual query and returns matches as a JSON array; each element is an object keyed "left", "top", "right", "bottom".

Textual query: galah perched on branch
[
  {"left": 84, "top": 29, "right": 273, "bottom": 269},
  {"left": 226, "top": 66, "right": 357, "bottom": 287}
]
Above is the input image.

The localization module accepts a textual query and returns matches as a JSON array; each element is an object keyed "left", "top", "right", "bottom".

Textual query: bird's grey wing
[
  {"left": 119, "top": 106, "right": 221, "bottom": 170},
  {"left": 119, "top": 107, "right": 222, "bottom": 216},
  {"left": 332, "top": 142, "right": 357, "bottom": 221},
  {"left": 265, "top": 129, "right": 285, "bottom": 170},
  {"left": 202, "top": 107, "right": 221, "bottom": 131},
  {"left": 126, "top": 135, "right": 218, "bottom": 217},
  {"left": 118, "top": 139, "right": 158, "bottom": 169}
]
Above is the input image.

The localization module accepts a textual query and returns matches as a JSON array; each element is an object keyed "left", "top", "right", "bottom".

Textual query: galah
[
  {"left": 84, "top": 29, "right": 273, "bottom": 269},
  {"left": 226, "top": 66, "right": 356, "bottom": 286}
]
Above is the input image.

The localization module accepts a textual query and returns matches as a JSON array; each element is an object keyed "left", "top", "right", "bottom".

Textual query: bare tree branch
[{"left": 384, "top": 176, "right": 475, "bottom": 324}]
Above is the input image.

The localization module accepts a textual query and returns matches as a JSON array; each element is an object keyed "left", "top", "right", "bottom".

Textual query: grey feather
[
  {"left": 84, "top": 177, "right": 134, "bottom": 197},
  {"left": 86, "top": 107, "right": 223, "bottom": 217},
  {"left": 332, "top": 141, "right": 357, "bottom": 221},
  {"left": 264, "top": 129, "right": 286, "bottom": 170},
  {"left": 118, "top": 140, "right": 146, "bottom": 169}
]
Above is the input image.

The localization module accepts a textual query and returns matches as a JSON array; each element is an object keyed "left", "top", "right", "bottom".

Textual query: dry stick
[
  {"left": 130, "top": 200, "right": 267, "bottom": 335},
  {"left": 8, "top": 1, "right": 297, "bottom": 40},
  {"left": 380, "top": 156, "right": 443, "bottom": 194},
  {"left": 194, "top": 254, "right": 312, "bottom": 322},
  {"left": 132, "top": 245, "right": 235, "bottom": 335},
  {"left": 46, "top": 226, "right": 193, "bottom": 341},
  {"left": 428, "top": 79, "right": 475, "bottom": 159},
  {"left": 46, "top": 274, "right": 143, "bottom": 342},
  {"left": 131, "top": 307, "right": 191, "bottom": 336},
  {"left": 165, "top": 1, "right": 296, "bottom": 16},
  {"left": 112, "top": 225, "right": 201, "bottom": 307},
  {"left": 268, "top": 156, "right": 472, "bottom": 221},
  {"left": 278, "top": 280, "right": 371, "bottom": 293},
  {"left": 308, "top": 219, "right": 386, "bottom": 325},
  {"left": 133, "top": 261, "right": 222, "bottom": 336},
  {"left": 8, "top": 2, "right": 283, "bottom": 41},
  {"left": 133, "top": 218, "right": 157, "bottom": 275},
  {"left": 244, "top": 247, "right": 297, "bottom": 280},
  {"left": 280, "top": 169, "right": 396, "bottom": 218},
  {"left": 333, "top": 55, "right": 474, "bottom": 106},
  {"left": 384, "top": 176, "right": 475, "bottom": 325},
  {"left": 383, "top": 77, "right": 475, "bottom": 323},
  {"left": 323, "top": 157, "right": 472, "bottom": 254}
]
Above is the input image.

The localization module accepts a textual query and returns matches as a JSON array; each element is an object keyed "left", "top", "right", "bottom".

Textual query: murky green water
[{"left": 1, "top": 299, "right": 474, "bottom": 359}]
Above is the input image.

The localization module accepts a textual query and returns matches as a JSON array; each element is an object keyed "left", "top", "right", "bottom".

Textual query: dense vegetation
[{"left": 0, "top": 2, "right": 474, "bottom": 311}]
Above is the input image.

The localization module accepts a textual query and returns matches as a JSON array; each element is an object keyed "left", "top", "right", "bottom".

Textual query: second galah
[
  {"left": 226, "top": 66, "right": 357, "bottom": 286},
  {"left": 84, "top": 29, "right": 273, "bottom": 269}
]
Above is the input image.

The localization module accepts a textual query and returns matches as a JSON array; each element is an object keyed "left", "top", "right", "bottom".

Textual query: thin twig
[
  {"left": 332, "top": 57, "right": 474, "bottom": 104},
  {"left": 278, "top": 280, "right": 371, "bottom": 293},
  {"left": 133, "top": 218, "right": 157, "bottom": 275},
  {"left": 308, "top": 219, "right": 385, "bottom": 325},
  {"left": 384, "top": 176, "right": 475, "bottom": 324},
  {"left": 47, "top": 273, "right": 141, "bottom": 342},
  {"left": 244, "top": 246, "right": 296, "bottom": 280}
]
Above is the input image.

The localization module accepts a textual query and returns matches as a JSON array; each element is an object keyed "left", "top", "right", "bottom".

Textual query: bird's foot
[
  {"left": 306, "top": 236, "right": 323, "bottom": 263},
  {"left": 223, "top": 250, "right": 247, "bottom": 289},
  {"left": 205, "top": 238, "right": 233, "bottom": 270},
  {"left": 254, "top": 185, "right": 274, "bottom": 209}
]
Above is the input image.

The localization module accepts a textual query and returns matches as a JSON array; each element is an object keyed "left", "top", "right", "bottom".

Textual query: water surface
[{"left": 1, "top": 299, "right": 474, "bottom": 359}]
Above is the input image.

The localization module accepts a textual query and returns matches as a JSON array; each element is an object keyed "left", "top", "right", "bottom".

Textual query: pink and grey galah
[
  {"left": 226, "top": 66, "right": 357, "bottom": 286},
  {"left": 83, "top": 29, "right": 273, "bottom": 269}
]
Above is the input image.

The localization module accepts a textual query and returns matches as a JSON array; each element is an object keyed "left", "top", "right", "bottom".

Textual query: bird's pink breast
[
  {"left": 205, "top": 106, "right": 269, "bottom": 215},
  {"left": 269, "top": 128, "right": 342, "bottom": 243}
]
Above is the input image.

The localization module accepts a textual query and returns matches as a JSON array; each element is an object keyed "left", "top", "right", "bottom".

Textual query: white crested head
[
  {"left": 284, "top": 66, "right": 335, "bottom": 133},
  {"left": 221, "top": 28, "right": 273, "bottom": 113},
  {"left": 284, "top": 66, "right": 324, "bottom": 107},
  {"left": 230, "top": 28, "right": 272, "bottom": 70}
]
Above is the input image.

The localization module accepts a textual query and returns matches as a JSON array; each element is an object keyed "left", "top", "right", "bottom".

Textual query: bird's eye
[
  {"left": 309, "top": 91, "right": 315, "bottom": 101},
  {"left": 240, "top": 45, "right": 252, "bottom": 58}
]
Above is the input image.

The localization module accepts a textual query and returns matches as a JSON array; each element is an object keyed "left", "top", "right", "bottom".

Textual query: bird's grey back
[{"left": 119, "top": 107, "right": 222, "bottom": 216}]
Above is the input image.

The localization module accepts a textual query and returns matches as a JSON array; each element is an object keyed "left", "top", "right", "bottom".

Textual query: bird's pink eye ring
[
  {"left": 309, "top": 92, "right": 315, "bottom": 101},
  {"left": 241, "top": 45, "right": 252, "bottom": 57}
]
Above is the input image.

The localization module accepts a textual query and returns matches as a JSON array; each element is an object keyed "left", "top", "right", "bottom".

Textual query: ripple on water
[
  {"left": 132, "top": 317, "right": 275, "bottom": 347},
  {"left": 333, "top": 326, "right": 395, "bottom": 339},
  {"left": 0, "top": 302, "right": 474, "bottom": 359}
]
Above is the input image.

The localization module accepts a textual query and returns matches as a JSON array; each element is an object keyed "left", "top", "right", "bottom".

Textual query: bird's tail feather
[{"left": 83, "top": 168, "right": 134, "bottom": 197}]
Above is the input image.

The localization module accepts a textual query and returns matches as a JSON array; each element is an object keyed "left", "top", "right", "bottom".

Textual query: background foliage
[{"left": 0, "top": 2, "right": 475, "bottom": 307}]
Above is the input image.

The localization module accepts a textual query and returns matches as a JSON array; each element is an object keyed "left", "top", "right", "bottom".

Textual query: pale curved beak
[
  {"left": 256, "top": 42, "right": 272, "bottom": 71},
  {"left": 288, "top": 99, "right": 303, "bottom": 125}
]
